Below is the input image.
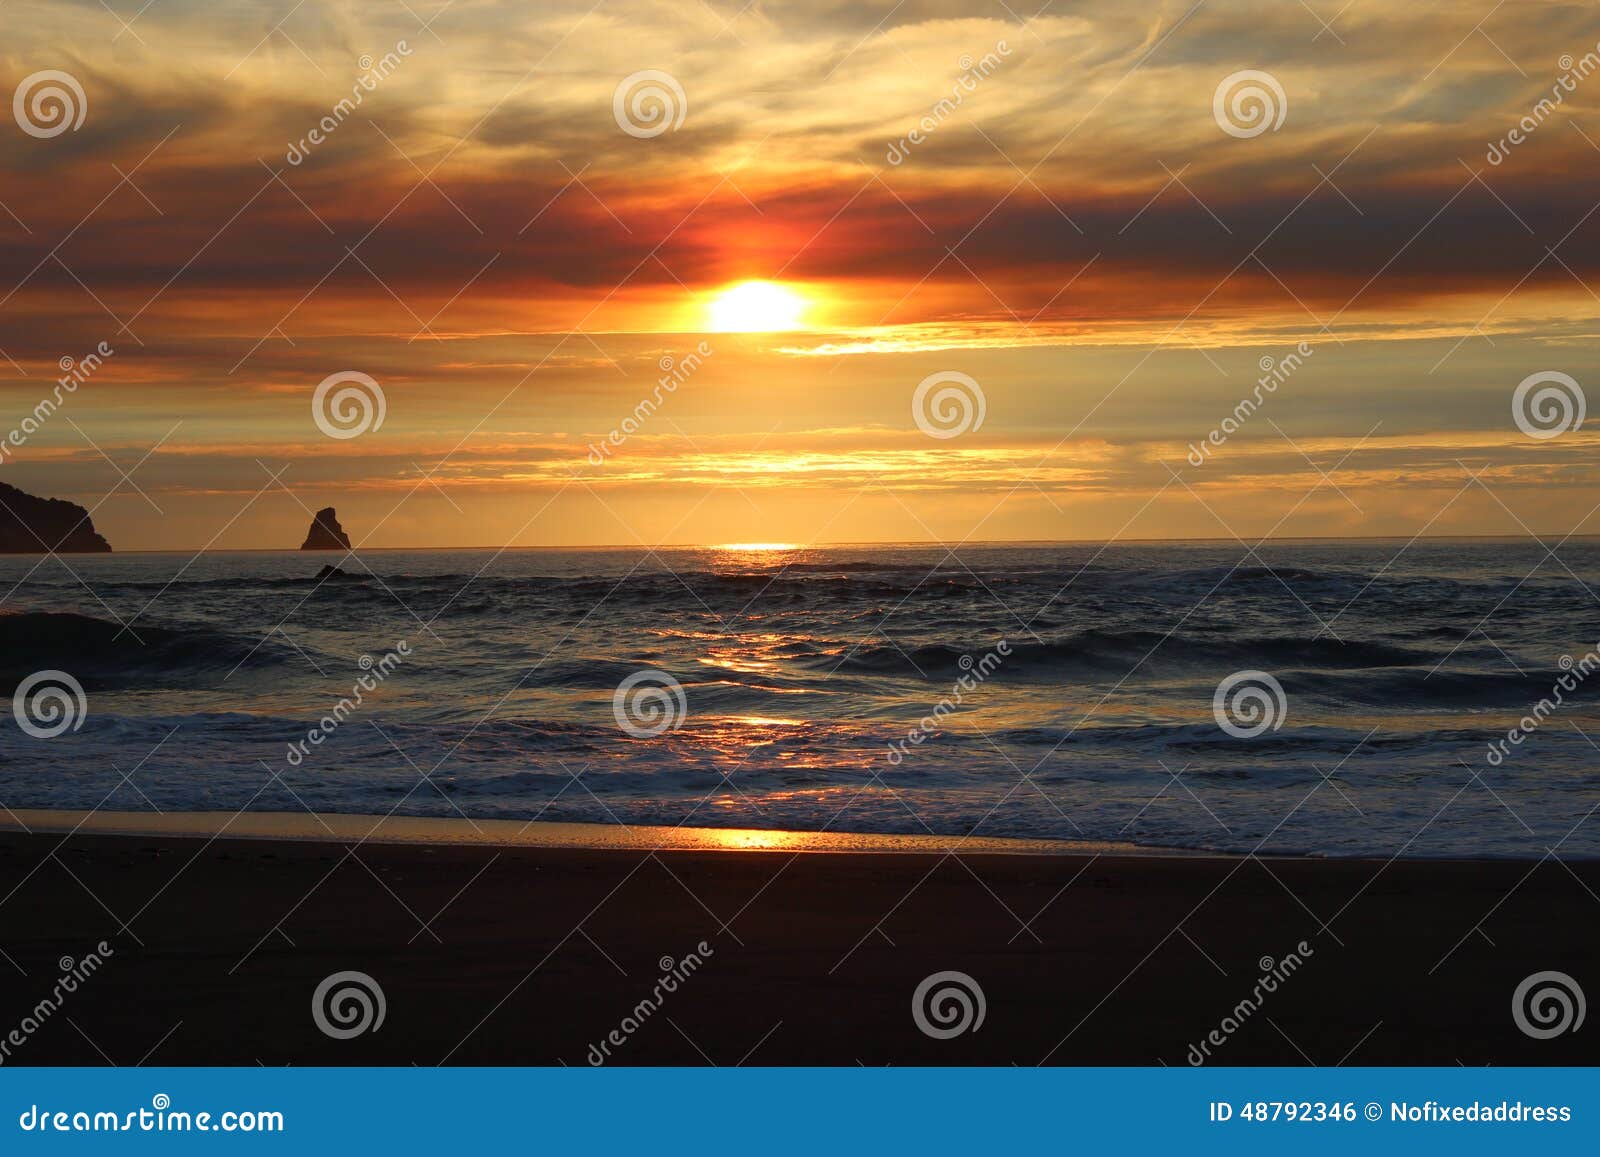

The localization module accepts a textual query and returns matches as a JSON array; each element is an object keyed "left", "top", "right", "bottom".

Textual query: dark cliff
[{"left": 0, "top": 481, "right": 112, "bottom": 553}]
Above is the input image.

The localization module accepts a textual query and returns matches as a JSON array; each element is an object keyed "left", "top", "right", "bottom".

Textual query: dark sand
[{"left": 0, "top": 818, "right": 1593, "bottom": 1066}]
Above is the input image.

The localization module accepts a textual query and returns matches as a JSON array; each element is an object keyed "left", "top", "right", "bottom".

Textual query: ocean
[{"left": 2, "top": 540, "right": 1597, "bottom": 858}]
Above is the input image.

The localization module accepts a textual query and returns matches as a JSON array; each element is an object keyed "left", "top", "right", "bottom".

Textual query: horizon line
[{"left": 15, "top": 531, "right": 1600, "bottom": 555}]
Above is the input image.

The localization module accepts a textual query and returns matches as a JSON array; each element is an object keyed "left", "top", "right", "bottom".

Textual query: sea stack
[
  {"left": 0, "top": 481, "right": 112, "bottom": 553},
  {"left": 300, "top": 507, "right": 353, "bottom": 551}
]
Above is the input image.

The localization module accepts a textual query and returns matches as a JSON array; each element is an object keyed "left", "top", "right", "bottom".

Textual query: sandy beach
[{"left": 0, "top": 810, "right": 1592, "bottom": 1066}]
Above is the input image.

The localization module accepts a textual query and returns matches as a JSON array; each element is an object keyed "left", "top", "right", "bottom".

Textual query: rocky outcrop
[
  {"left": 312, "top": 564, "right": 364, "bottom": 581},
  {"left": 0, "top": 481, "right": 112, "bottom": 553},
  {"left": 300, "top": 507, "right": 353, "bottom": 551}
]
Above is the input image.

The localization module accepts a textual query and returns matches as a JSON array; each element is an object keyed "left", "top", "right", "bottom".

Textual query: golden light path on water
[{"left": 0, "top": 810, "right": 1184, "bottom": 856}]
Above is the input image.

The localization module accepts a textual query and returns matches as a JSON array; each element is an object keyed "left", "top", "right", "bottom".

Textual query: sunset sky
[{"left": 3, "top": 0, "right": 1600, "bottom": 549}]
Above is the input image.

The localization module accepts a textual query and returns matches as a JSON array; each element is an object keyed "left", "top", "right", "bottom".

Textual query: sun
[{"left": 706, "top": 281, "right": 809, "bottom": 332}]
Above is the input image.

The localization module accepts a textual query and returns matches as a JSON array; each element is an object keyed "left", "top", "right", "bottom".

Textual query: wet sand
[{"left": 0, "top": 811, "right": 1592, "bottom": 1066}]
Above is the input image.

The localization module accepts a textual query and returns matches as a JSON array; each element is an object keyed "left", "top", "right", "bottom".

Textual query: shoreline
[
  {"left": 1, "top": 808, "right": 1583, "bottom": 863},
  {"left": 0, "top": 808, "right": 1187, "bottom": 857}
]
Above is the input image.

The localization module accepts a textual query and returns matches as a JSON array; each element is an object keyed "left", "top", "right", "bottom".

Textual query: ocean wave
[
  {"left": 824, "top": 629, "right": 1432, "bottom": 678},
  {"left": 0, "top": 610, "right": 291, "bottom": 690}
]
